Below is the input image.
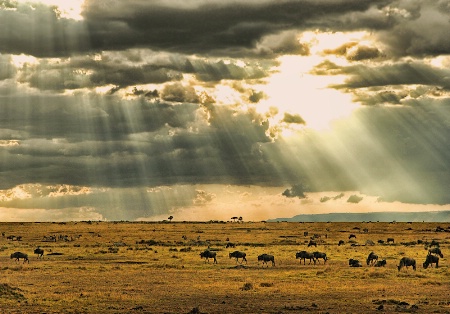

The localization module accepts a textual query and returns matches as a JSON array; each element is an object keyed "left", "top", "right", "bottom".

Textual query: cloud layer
[{"left": 0, "top": 0, "right": 449, "bottom": 220}]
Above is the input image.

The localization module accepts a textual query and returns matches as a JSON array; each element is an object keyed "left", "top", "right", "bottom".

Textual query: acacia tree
[{"left": 168, "top": 215, "right": 173, "bottom": 222}]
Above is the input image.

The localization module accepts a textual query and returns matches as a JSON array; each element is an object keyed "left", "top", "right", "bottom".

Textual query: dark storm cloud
[
  {"left": 81, "top": 0, "right": 385, "bottom": 56},
  {"left": 311, "top": 60, "right": 450, "bottom": 105},
  {"left": 323, "top": 42, "right": 383, "bottom": 61},
  {"left": 1, "top": 1, "right": 449, "bottom": 60},
  {"left": 0, "top": 89, "right": 282, "bottom": 190},
  {"left": 16, "top": 51, "right": 272, "bottom": 91}
]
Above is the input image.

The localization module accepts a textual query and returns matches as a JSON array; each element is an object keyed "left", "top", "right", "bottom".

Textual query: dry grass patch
[{"left": 0, "top": 221, "right": 448, "bottom": 313}]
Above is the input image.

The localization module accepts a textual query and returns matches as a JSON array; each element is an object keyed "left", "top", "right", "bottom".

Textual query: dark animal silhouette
[
  {"left": 349, "top": 258, "right": 362, "bottom": 267},
  {"left": 428, "top": 247, "right": 443, "bottom": 258},
  {"left": 226, "top": 242, "right": 236, "bottom": 248},
  {"left": 397, "top": 257, "right": 416, "bottom": 271},
  {"left": 307, "top": 240, "right": 317, "bottom": 247},
  {"left": 34, "top": 247, "right": 44, "bottom": 258},
  {"left": 387, "top": 238, "right": 395, "bottom": 244},
  {"left": 429, "top": 240, "right": 440, "bottom": 247},
  {"left": 10, "top": 251, "right": 29, "bottom": 263},
  {"left": 258, "top": 254, "right": 275, "bottom": 267},
  {"left": 229, "top": 251, "right": 247, "bottom": 264},
  {"left": 349, "top": 234, "right": 356, "bottom": 239},
  {"left": 423, "top": 254, "right": 439, "bottom": 269},
  {"left": 200, "top": 250, "right": 217, "bottom": 264},
  {"left": 313, "top": 251, "right": 327, "bottom": 264},
  {"left": 338, "top": 240, "right": 345, "bottom": 246},
  {"left": 366, "top": 252, "right": 378, "bottom": 266},
  {"left": 374, "top": 259, "right": 386, "bottom": 267},
  {"left": 296, "top": 251, "right": 316, "bottom": 265},
  {"left": 377, "top": 240, "right": 385, "bottom": 244}
]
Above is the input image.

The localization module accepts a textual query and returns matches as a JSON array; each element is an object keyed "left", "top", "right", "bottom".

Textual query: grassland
[{"left": 0, "top": 221, "right": 449, "bottom": 313}]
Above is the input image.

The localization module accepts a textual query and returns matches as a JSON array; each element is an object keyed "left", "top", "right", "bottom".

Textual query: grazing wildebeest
[
  {"left": 377, "top": 239, "right": 385, "bottom": 244},
  {"left": 349, "top": 234, "right": 356, "bottom": 239},
  {"left": 200, "top": 250, "right": 217, "bottom": 264},
  {"left": 258, "top": 254, "right": 275, "bottom": 267},
  {"left": 296, "top": 251, "right": 316, "bottom": 265},
  {"left": 429, "top": 240, "right": 440, "bottom": 247},
  {"left": 374, "top": 259, "right": 386, "bottom": 267},
  {"left": 387, "top": 238, "right": 395, "bottom": 244},
  {"left": 363, "top": 228, "right": 369, "bottom": 233},
  {"left": 10, "top": 251, "right": 29, "bottom": 263},
  {"left": 423, "top": 254, "right": 439, "bottom": 269},
  {"left": 307, "top": 240, "right": 317, "bottom": 247},
  {"left": 338, "top": 240, "right": 345, "bottom": 246},
  {"left": 312, "top": 251, "right": 327, "bottom": 264},
  {"left": 397, "top": 257, "right": 416, "bottom": 271},
  {"left": 349, "top": 258, "right": 362, "bottom": 267},
  {"left": 366, "top": 252, "right": 378, "bottom": 266},
  {"left": 428, "top": 247, "right": 443, "bottom": 258},
  {"left": 226, "top": 242, "right": 236, "bottom": 248},
  {"left": 34, "top": 247, "right": 44, "bottom": 258},
  {"left": 229, "top": 251, "right": 247, "bottom": 264}
]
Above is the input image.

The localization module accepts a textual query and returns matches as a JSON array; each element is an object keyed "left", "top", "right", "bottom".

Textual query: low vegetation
[{"left": 0, "top": 221, "right": 448, "bottom": 313}]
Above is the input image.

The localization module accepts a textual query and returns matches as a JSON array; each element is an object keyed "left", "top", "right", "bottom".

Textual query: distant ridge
[{"left": 268, "top": 211, "right": 450, "bottom": 222}]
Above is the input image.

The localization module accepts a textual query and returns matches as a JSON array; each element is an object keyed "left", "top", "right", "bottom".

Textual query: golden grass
[{"left": 0, "top": 221, "right": 448, "bottom": 313}]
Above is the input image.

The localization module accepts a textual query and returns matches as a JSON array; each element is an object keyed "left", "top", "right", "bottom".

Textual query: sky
[{"left": 0, "top": 0, "right": 449, "bottom": 221}]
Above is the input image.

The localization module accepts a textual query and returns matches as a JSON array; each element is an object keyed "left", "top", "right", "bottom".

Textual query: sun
[{"left": 256, "top": 31, "right": 369, "bottom": 134}]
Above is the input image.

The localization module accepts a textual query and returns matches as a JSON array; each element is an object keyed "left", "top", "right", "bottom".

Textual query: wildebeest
[
  {"left": 338, "top": 240, "right": 345, "bottom": 246},
  {"left": 349, "top": 258, "right": 362, "bottom": 267},
  {"left": 34, "top": 247, "right": 44, "bottom": 258},
  {"left": 307, "top": 240, "right": 317, "bottom": 247},
  {"left": 296, "top": 251, "right": 316, "bottom": 265},
  {"left": 423, "top": 254, "right": 439, "bottom": 269},
  {"left": 366, "top": 252, "right": 378, "bottom": 266},
  {"left": 387, "top": 238, "right": 395, "bottom": 244},
  {"left": 313, "top": 251, "right": 327, "bottom": 264},
  {"left": 229, "top": 251, "right": 247, "bottom": 264},
  {"left": 428, "top": 247, "right": 443, "bottom": 258},
  {"left": 377, "top": 239, "right": 385, "bottom": 244},
  {"left": 258, "top": 254, "right": 275, "bottom": 267},
  {"left": 349, "top": 234, "right": 356, "bottom": 239},
  {"left": 10, "top": 251, "right": 29, "bottom": 263},
  {"left": 225, "top": 242, "right": 236, "bottom": 248},
  {"left": 374, "top": 259, "right": 386, "bottom": 267},
  {"left": 397, "top": 257, "right": 416, "bottom": 271},
  {"left": 200, "top": 250, "right": 217, "bottom": 264},
  {"left": 429, "top": 240, "right": 440, "bottom": 247}
]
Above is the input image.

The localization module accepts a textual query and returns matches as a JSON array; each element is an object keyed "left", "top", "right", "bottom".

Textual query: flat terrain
[{"left": 0, "top": 221, "right": 449, "bottom": 313}]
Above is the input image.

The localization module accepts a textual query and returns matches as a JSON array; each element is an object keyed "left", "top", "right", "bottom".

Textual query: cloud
[
  {"left": 282, "top": 184, "right": 308, "bottom": 199},
  {"left": 161, "top": 83, "right": 200, "bottom": 103},
  {"left": 0, "top": 54, "right": 16, "bottom": 80},
  {"left": 347, "top": 194, "right": 363, "bottom": 203},
  {"left": 80, "top": 0, "right": 383, "bottom": 56},
  {"left": 282, "top": 113, "right": 306, "bottom": 125}
]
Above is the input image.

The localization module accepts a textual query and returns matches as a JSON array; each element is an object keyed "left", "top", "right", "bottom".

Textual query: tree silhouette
[{"left": 168, "top": 215, "right": 173, "bottom": 222}]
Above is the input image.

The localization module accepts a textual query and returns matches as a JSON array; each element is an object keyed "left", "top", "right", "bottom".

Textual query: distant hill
[{"left": 268, "top": 211, "right": 450, "bottom": 222}]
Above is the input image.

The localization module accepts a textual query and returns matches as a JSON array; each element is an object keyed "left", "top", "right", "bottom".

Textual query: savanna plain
[{"left": 0, "top": 220, "right": 449, "bottom": 314}]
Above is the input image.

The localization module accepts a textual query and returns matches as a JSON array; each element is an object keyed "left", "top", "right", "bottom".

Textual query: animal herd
[
  {"left": 4, "top": 228, "right": 445, "bottom": 275},
  {"left": 199, "top": 242, "right": 444, "bottom": 272}
]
